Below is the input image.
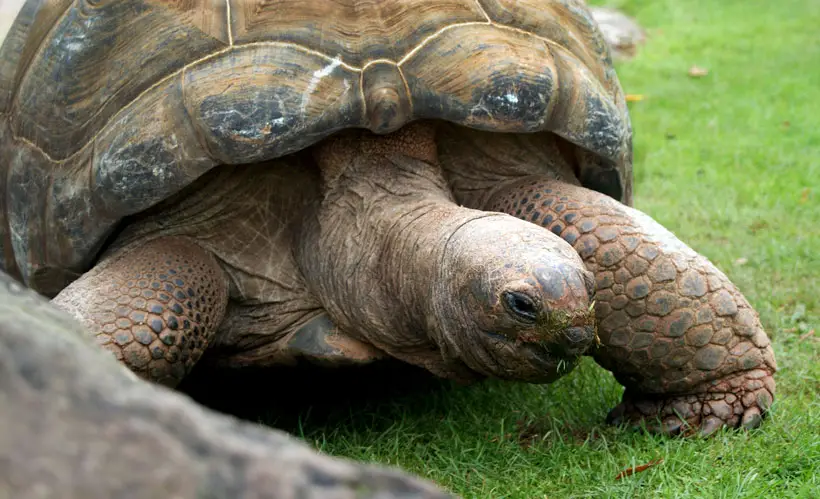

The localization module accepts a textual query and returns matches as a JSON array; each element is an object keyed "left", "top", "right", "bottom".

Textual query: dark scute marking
[
  {"left": 580, "top": 92, "right": 626, "bottom": 162},
  {"left": 530, "top": 211, "right": 540, "bottom": 221},
  {"left": 198, "top": 94, "right": 293, "bottom": 161},
  {"left": 563, "top": 213, "right": 578, "bottom": 223},
  {"left": 563, "top": 231, "right": 579, "bottom": 245},
  {"left": 175, "top": 290, "right": 186, "bottom": 300},
  {"left": 95, "top": 137, "right": 188, "bottom": 213},
  {"left": 150, "top": 318, "right": 164, "bottom": 333},
  {"left": 171, "top": 303, "right": 184, "bottom": 315},
  {"left": 554, "top": 203, "right": 566, "bottom": 213},
  {"left": 526, "top": 203, "right": 535, "bottom": 213},
  {"left": 149, "top": 304, "right": 163, "bottom": 314},
  {"left": 167, "top": 316, "right": 179, "bottom": 330},
  {"left": 468, "top": 78, "right": 552, "bottom": 126},
  {"left": 550, "top": 224, "right": 564, "bottom": 236},
  {"left": 542, "top": 214, "right": 554, "bottom": 225}
]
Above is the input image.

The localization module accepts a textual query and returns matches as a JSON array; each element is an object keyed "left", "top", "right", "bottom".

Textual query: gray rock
[
  {"left": 588, "top": 5, "right": 646, "bottom": 60},
  {"left": 0, "top": 270, "right": 453, "bottom": 499}
]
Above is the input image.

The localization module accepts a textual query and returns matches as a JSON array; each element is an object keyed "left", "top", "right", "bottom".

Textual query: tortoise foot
[
  {"left": 52, "top": 236, "right": 229, "bottom": 387},
  {"left": 484, "top": 176, "right": 778, "bottom": 436},
  {"left": 607, "top": 368, "right": 775, "bottom": 436}
]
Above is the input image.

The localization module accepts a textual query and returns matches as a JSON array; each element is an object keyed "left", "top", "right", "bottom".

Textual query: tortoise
[
  {"left": 0, "top": 0, "right": 775, "bottom": 435},
  {"left": 0, "top": 268, "right": 451, "bottom": 499}
]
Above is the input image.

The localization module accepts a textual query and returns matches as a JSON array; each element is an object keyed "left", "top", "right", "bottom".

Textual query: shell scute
[
  {"left": 0, "top": 0, "right": 74, "bottom": 113},
  {"left": 182, "top": 45, "right": 362, "bottom": 164},
  {"left": 11, "top": 0, "right": 229, "bottom": 158},
  {"left": 403, "top": 24, "right": 558, "bottom": 132},
  {"left": 228, "top": 0, "right": 485, "bottom": 66}
]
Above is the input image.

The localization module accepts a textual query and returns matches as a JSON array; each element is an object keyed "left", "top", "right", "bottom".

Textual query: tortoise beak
[{"left": 551, "top": 325, "right": 597, "bottom": 357}]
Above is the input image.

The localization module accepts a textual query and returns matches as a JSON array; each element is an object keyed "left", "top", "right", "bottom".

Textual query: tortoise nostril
[
  {"left": 558, "top": 326, "right": 596, "bottom": 356},
  {"left": 566, "top": 326, "right": 592, "bottom": 344}
]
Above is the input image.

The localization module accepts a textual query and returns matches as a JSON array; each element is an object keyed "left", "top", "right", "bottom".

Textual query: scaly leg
[
  {"left": 485, "top": 176, "right": 776, "bottom": 435},
  {"left": 52, "top": 236, "right": 229, "bottom": 387}
]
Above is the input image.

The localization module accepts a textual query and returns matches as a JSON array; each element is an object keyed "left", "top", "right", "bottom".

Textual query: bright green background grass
[{"left": 257, "top": 1, "right": 820, "bottom": 496}]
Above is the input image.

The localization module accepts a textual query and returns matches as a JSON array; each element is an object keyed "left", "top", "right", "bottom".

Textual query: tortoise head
[{"left": 430, "top": 214, "right": 597, "bottom": 383}]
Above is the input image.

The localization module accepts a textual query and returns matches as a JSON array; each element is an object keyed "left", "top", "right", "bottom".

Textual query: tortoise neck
[{"left": 295, "top": 128, "right": 483, "bottom": 378}]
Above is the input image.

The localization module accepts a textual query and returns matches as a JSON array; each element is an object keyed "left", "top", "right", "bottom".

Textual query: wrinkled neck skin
[
  {"left": 296, "top": 125, "right": 594, "bottom": 382},
  {"left": 296, "top": 129, "right": 489, "bottom": 380},
  {"left": 436, "top": 123, "right": 582, "bottom": 209}
]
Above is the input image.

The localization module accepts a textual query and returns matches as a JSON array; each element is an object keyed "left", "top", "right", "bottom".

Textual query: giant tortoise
[{"left": 0, "top": 0, "right": 775, "bottom": 434}]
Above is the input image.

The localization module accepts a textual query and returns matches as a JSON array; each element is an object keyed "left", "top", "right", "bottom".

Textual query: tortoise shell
[{"left": 0, "top": 0, "right": 631, "bottom": 297}]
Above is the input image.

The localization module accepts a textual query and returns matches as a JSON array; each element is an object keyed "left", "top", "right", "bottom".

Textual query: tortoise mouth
[{"left": 484, "top": 330, "right": 584, "bottom": 381}]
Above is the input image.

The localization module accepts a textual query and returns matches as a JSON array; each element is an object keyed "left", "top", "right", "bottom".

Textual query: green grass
[{"left": 263, "top": 1, "right": 820, "bottom": 496}]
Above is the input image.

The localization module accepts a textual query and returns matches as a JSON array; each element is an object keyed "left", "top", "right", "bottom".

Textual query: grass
[{"left": 192, "top": 1, "right": 820, "bottom": 497}]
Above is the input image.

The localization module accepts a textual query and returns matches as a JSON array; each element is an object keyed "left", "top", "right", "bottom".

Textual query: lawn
[{"left": 192, "top": 1, "right": 820, "bottom": 497}]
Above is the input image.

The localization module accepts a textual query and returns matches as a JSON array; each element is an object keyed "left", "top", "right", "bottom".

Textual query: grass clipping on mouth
[{"left": 516, "top": 302, "right": 599, "bottom": 347}]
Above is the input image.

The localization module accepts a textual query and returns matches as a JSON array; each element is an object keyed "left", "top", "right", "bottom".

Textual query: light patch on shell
[
  {"left": 470, "top": 89, "right": 523, "bottom": 119},
  {"left": 300, "top": 56, "right": 343, "bottom": 114}
]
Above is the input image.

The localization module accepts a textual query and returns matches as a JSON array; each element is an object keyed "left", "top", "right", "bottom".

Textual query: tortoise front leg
[
  {"left": 52, "top": 236, "right": 229, "bottom": 387},
  {"left": 485, "top": 177, "right": 776, "bottom": 435}
]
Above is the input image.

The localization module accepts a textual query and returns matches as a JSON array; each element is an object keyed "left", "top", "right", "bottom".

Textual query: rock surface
[
  {"left": 588, "top": 4, "right": 646, "bottom": 59},
  {"left": 0, "top": 270, "right": 452, "bottom": 499}
]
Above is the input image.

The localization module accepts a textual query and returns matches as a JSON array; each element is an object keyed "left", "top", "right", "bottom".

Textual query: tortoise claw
[
  {"left": 741, "top": 407, "right": 763, "bottom": 430},
  {"left": 605, "top": 370, "right": 774, "bottom": 437},
  {"left": 660, "top": 416, "right": 684, "bottom": 435},
  {"left": 699, "top": 416, "right": 723, "bottom": 437}
]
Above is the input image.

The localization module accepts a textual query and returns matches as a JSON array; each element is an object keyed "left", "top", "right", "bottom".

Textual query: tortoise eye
[{"left": 502, "top": 291, "right": 538, "bottom": 322}]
